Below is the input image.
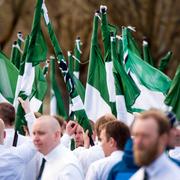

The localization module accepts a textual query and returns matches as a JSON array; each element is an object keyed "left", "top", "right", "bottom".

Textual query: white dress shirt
[
  {"left": 4, "top": 128, "right": 29, "bottom": 147},
  {"left": 0, "top": 140, "right": 36, "bottom": 180},
  {"left": 61, "top": 133, "right": 72, "bottom": 148},
  {"left": 24, "top": 111, "right": 36, "bottom": 136},
  {"left": 169, "top": 147, "right": 180, "bottom": 160},
  {"left": 85, "top": 150, "right": 123, "bottom": 180},
  {"left": 4, "top": 112, "right": 40, "bottom": 180},
  {"left": 130, "top": 153, "right": 180, "bottom": 180},
  {"left": 73, "top": 144, "right": 105, "bottom": 176},
  {"left": 41, "top": 143, "right": 84, "bottom": 180}
]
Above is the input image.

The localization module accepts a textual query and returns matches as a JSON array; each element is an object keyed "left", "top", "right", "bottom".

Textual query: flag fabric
[
  {"left": 67, "top": 51, "right": 74, "bottom": 119},
  {"left": 68, "top": 51, "right": 85, "bottom": 102},
  {"left": 15, "top": 43, "right": 35, "bottom": 134},
  {"left": 84, "top": 12, "right": 112, "bottom": 122},
  {"left": 158, "top": 51, "right": 172, "bottom": 72},
  {"left": 122, "top": 27, "right": 171, "bottom": 112},
  {"left": 42, "top": 60, "right": 49, "bottom": 77},
  {"left": 73, "top": 37, "right": 82, "bottom": 79},
  {"left": 117, "top": 36, "right": 124, "bottom": 64},
  {"left": 68, "top": 51, "right": 74, "bottom": 76},
  {"left": 165, "top": 65, "right": 180, "bottom": 120},
  {"left": 68, "top": 51, "right": 86, "bottom": 119},
  {"left": 15, "top": 0, "right": 44, "bottom": 134},
  {"left": 123, "top": 26, "right": 141, "bottom": 59},
  {"left": 50, "top": 56, "right": 68, "bottom": 119},
  {"left": 13, "top": 36, "right": 30, "bottom": 110},
  {"left": 0, "top": 51, "right": 19, "bottom": 103},
  {"left": 10, "top": 33, "right": 23, "bottom": 70},
  {"left": 29, "top": 65, "right": 48, "bottom": 113},
  {"left": 111, "top": 35, "right": 139, "bottom": 125},
  {"left": 100, "top": 6, "right": 117, "bottom": 116},
  {"left": 42, "top": 3, "right": 93, "bottom": 139},
  {"left": 30, "top": 29, "right": 48, "bottom": 66},
  {"left": 142, "top": 40, "right": 154, "bottom": 66}
]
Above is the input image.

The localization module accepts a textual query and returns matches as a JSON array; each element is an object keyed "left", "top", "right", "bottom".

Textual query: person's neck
[{"left": 5, "top": 125, "right": 14, "bottom": 129}]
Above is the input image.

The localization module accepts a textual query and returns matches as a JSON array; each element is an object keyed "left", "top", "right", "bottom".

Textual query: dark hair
[
  {"left": 140, "top": 108, "right": 170, "bottom": 135},
  {"left": 0, "top": 102, "right": 15, "bottom": 126},
  {"left": 103, "top": 121, "right": 130, "bottom": 150}
]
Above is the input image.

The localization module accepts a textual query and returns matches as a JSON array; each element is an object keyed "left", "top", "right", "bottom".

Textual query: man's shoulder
[
  {"left": 129, "top": 167, "right": 144, "bottom": 180},
  {"left": 58, "top": 144, "right": 81, "bottom": 164},
  {"left": 89, "top": 155, "right": 110, "bottom": 170}
]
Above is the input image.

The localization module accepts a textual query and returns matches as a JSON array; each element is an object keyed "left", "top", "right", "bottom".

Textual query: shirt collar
[
  {"left": 145, "top": 153, "right": 167, "bottom": 177},
  {"left": 110, "top": 150, "right": 123, "bottom": 158},
  {"left": 5, "top": 128, "right": 14, "bottom": 133},
  {"left": 43, "top": 143, "right": 63, "bottom": 162}
]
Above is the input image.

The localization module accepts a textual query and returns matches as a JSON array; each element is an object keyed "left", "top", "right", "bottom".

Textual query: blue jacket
[{"left": 107, "top": 138, "right": 139, "bottom": 180}]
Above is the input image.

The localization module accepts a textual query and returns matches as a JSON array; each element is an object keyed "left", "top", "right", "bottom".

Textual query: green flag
[
  {"left": 68, "top": 51, "right": 86, "bottom": 119},
  {"left": 42, "top": 60, "right": 49, "bottom": 77},
  {"left": 0, "top": 51, "right": 18, "bottom": 103},
  {"left": 158, "top": 51, "right": 172, "bottom": 72},
  {"left": 42, "top": 3, "right": 93, "bottom": 139},
  {"left": 68, "top": 51, "right": 74, "bottom": 76},
  {"left": 84, "top": 12, "right": 112, "bottom": 121},
  {"left": 29, "top": 65, "right": 48, "bottom": 113},
  {"left": 10, "top": 33, "right": 23, "bottom": 70},
  {"left": 26, "top": 0, "right": 47, "bottom": 66},
  {"left": 100, "top": 6, "right": 117, "bottom": 116},
  {"left": 122, "top": 27, "right": 171, "bottom": 112},
  {"left": 15, "top": 0, "right": 44, "bottom": 134},
  {"left": 142, "top": 40, "right": 154, "bottom": 66},
  {"left": 165, "top": 65, "right": 180, "bottom": 120},
  {"left": 111, "top": 35, "right": 140, "bottom": 125},
  {"left": 73, "top": 37, "right": 82, "bottom": 79},
  {"left": 50, "top": 56, "right": 68, "bottom": 119}
]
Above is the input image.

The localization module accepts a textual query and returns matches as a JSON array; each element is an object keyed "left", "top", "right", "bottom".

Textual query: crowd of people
[{"left": 0, "top": 98, "right": 179, "bottom": 180}]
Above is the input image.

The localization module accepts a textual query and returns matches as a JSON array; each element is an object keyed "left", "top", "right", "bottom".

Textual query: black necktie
[
  {"left": 37, "top": 158, "right": 46, "bottom": 180},
  {"left": 143, "top": 169, "right": 149, "bottom": 180}
]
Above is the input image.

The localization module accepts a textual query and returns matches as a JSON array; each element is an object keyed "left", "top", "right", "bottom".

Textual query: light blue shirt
[
  {"left": 130, "top": 153, "right": 180, "bottom": 180},
  {"left": 85, "top": 150, "right": 123, "bottom": 180},
  {"left": 0, "top": 141, "right": 36, "bottom": 180},
  {"left": 41, "top": 143, "right": 84, "bottom": 180}
]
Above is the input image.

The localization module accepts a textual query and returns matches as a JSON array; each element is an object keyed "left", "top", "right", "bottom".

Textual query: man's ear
[
  {"left": 109, "top": 137, "right": 116, "bottom": 147},
  {"left": 55, "top": 130, "right": 61, "bottom": 139},
  {"left": 159, "top": 133, "right": 168, "bottom": 146}
]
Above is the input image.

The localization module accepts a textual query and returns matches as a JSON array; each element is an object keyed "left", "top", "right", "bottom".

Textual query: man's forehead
[
  {"left": 133, "top": 118, "right": 158, "bottom": 131},
  {"left": 33, "top": 120, "right": 51, "bottom": 130}
]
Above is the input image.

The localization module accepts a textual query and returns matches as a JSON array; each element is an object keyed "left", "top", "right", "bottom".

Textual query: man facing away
[
  {"left": 32, "top": 115, "right": 84, "bottom": 180},
  {"left": 130, "top": 109, "right": 180, "bottom": 180},
  {"left": 0, "top": 119, "right": 36, "bottom": 180},
  {"left": 0, "top": 102, "right": 28, "bottom": 146}
]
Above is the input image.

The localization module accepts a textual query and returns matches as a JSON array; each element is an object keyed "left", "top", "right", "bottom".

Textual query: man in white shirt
[
  {"left": 86, "top": 121, "right": 130, "bottom": 180},
  {"left": 0, "top": 102, "right": 29, "bottom": 146},
  {"left": 0, "top": 101, "right": 40, "bottom": 180},
  {"left": 130, "top": 109, "right": 180, "bottom": 180},
  {"left": 73, "top": 113, "right": 117, "bottom": 176},
  {"left": 0, "top": 119, "right": 37, "bottom": 180},
  {"left": 32, "top": 115, "right": 84, "bottom": 180}
]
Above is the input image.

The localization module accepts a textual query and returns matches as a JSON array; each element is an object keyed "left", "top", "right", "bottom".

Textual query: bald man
[{"left": 32, "top": 115, "right": 84, "bottom": 180}]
